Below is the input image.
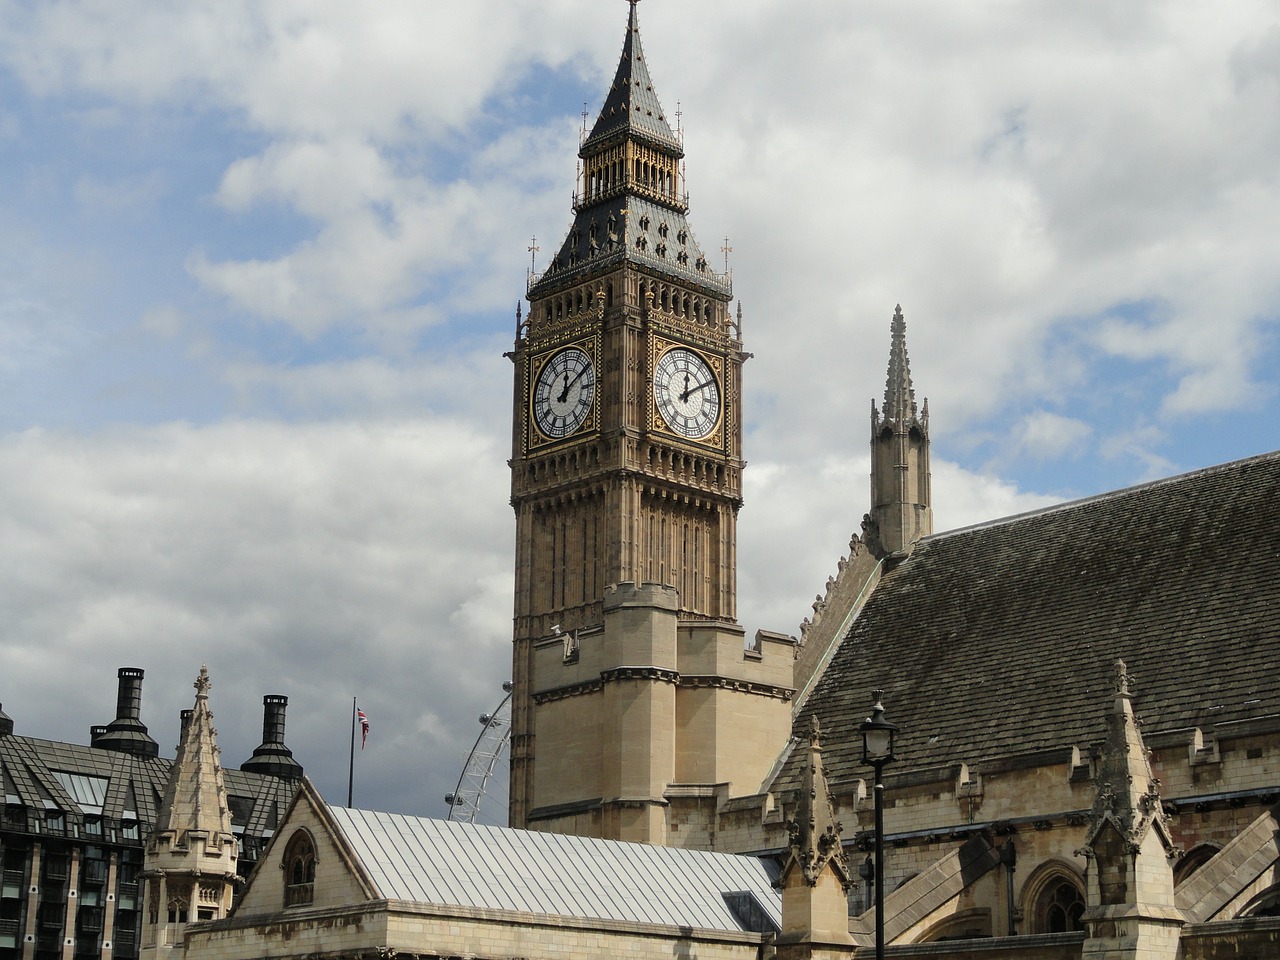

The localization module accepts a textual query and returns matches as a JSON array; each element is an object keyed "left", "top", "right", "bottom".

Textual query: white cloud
[
  {"left": 1011, "top": 411, "right": 1094, "bottom": 462},
  {"left": 1, "top": 0, "right": 1279, "bottom": 823},
  {"left": 0, "top": 419, "right": 512, "bottom": 815}
]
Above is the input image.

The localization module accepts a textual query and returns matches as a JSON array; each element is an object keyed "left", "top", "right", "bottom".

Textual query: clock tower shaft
[{"left": 507, "top": 1, "right": 793, "bottom": 843}]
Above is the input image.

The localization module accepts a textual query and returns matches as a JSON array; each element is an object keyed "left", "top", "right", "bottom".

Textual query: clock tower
[{"left": 508, "top": 0, "right": 794, "bottom": 843}]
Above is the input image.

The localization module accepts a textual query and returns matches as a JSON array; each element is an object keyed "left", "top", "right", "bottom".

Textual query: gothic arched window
[
  {"left": 1023, "top": 861, "right": 1086, "bottom": 934},
  {"left": 1174, "top": 843, "right": 1221, "bottom": 885},
  {"left": 282, "top": 829, "right": 316, "bottom": 907}
]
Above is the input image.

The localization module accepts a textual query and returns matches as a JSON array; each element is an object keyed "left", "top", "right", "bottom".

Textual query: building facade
[
  {"left": 500, "top": 3, "right": 1280, "bottom": 957},
  {"left": 0, "top": 669, "right": 301, "bottom": 960}
]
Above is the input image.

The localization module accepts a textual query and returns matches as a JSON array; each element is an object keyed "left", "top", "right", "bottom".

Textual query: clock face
[
  {"left": 654, "top": 347, "right": 721, "bottom": 440},
  {"left": 532, "top": 346, "right": 596, "bottom": 440}
]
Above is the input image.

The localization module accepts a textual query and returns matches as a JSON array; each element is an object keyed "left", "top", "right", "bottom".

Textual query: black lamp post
[{"left": 860, "top": 689, "right": 898, "bottom": 960}]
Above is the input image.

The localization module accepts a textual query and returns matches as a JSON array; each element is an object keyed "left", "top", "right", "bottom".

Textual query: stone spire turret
[
  {"left": 776, "top": 717, "right": 854, "bottom": 955},
  {"left": 1077, "top": 660, "right": 1183, "bottom": 958},
  {"left": 866, "top": 306, "right": 932, "bottom": 557},
  {"left": 141, "top": 667, "right": 238, "bottom": 960}
]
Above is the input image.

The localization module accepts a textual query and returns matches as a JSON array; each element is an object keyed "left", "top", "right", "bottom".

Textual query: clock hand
[
  {"left": 680, "top": 378, "right": 717, "bottom": 403},
  {"left": 557, "top": 365, "right": 592, "bottom": 404}
]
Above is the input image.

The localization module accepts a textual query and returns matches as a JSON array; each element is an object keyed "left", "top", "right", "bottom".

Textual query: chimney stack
[
  {"left": 0, "top": 703, "right": 12, "bottom": 737},
  {"left": 91, "top": 667, "right": 160, "bottom": 757},
  {"left": 240, "top": 695, "right": 303, "bottom": 779}
]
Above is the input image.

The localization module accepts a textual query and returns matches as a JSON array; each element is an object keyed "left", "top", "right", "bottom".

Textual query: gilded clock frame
[
  {"left": 525, "top": 336, "right": 600, "bottom": 451},
  {"left": 648, "top": 336, "right": 727, "bottom": 449}
]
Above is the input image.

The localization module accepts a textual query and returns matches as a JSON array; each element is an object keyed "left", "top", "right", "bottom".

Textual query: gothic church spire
[
  {"left": 141, "top": 667, "right": 238, "bottom": 960},
  {"left": 882, "top": 305, "right": 919, "bottom": 425},
  {"left": 866, "top": 306, "right": 932, "bottom": 557}
]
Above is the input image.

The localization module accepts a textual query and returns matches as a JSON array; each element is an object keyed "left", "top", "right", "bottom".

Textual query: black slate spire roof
[
  {"left": 528, "top": 1, "right": 730, "bottom": 301},
  {"left": 584, "top": 0, "right": 682, "bottom": 153}
]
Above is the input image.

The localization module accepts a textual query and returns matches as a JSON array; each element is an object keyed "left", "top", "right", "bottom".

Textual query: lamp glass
[{"left": 864, "top": 726, "right": 893, "bottom": 762}]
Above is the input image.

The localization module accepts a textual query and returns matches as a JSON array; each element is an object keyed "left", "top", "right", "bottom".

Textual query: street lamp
[{"left": 860, "top": 689, "right": 898, "bottom": 960}]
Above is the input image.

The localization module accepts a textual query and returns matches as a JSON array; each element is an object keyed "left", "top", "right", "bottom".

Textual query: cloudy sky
[{"left": 2, "top": 0, "right": 1278, "bottom": 823}]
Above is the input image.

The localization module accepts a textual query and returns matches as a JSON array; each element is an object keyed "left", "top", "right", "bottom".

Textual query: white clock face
[
  {"left": 532, "top": 346, "right": 596, "bottom": 439},
  {"left": 654, "top": 347, "right": 720, "bottom": 440}
]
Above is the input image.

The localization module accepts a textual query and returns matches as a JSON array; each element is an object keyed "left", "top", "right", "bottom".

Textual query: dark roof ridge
[{"left": 923, "top": 448, "right": 1280, "bottom": 545}]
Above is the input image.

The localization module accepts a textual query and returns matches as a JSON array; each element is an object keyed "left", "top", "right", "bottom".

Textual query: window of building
[
  {"left": 1174, "top": 843, "right": 1221, "bottom": 885},
  {"left": 1242, "top": 883, "right": 1280, "bottom": 918},
  {"left": 282, "top": 830, "right": 316, "bottom": 907},
  {"left": 1024, "top": 861, "right": 1086, "bottom": 935}
]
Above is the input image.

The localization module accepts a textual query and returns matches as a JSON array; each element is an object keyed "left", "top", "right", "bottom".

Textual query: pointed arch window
[
  {"left": 1023, "top": 861, "right": 1085, "bottom": 934},
  {"left": 282, "top": 829, "right": 316, "bottom": 907}
]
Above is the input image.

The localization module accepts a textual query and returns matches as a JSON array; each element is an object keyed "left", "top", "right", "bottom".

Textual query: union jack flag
[{"left": 357, "top": 708, "right": 370, "bottom": 749}]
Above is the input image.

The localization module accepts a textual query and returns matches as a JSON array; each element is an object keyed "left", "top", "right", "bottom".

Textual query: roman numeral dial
[
  {"left": 532, "top": 345, "right": 596, "bottom": 440},
  {"left": 653, "top": 346, "right": 721, "bottom": 441}
]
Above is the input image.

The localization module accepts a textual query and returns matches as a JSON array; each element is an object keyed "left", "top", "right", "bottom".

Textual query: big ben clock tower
[{"left": 508, "top": 0, "right": 794, "bottom": 844}]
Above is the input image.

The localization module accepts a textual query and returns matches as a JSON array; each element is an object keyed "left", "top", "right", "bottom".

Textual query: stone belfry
[
  {"left": 509, "top": 0, "right": 791, "bottom": 840},
  {"left": 867, "top": 306, "right": 932, "bottom": 556},
  {"left": 140, "top": 668, "right": 238, "bottom": 960}
]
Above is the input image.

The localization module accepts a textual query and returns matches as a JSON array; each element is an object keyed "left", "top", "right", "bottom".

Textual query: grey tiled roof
[
  {"left": 782, "top": 450, "right": 1280, "bottom": 794},
  {"left": 0, "top": 733, "right": 297, "bottom": 845},
  {"left": 328, "top": 806, "right": 781, "bottom": 932}
]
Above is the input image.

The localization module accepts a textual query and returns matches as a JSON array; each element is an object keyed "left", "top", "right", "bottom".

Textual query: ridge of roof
[{"left": 925, "top": 447, "right": 1280, "bottom": 545}]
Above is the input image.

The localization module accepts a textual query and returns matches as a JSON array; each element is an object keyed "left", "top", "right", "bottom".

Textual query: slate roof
[
  {"left": 328, "top": 805, "right": 781, "bottom": 933},
  {"left": 0, "top": 733, "right": 297, "bottom": 850},
  {"left": 534, "top": 194, "right": 728, "bottom": 299},
  {"left": 528, "top": 3, "right": 731, "bottom": 301},
  {"left": 584, "top": 0, "right": 681, "bottom": 153},
  {"left": 782, "top": 450, "right": 1280, "bottom": 794}
]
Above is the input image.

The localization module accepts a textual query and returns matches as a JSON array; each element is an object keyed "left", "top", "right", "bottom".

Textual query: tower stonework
[
  {"left": 508, "top": 0, "right": 794, "bottom": 842},
  {"left": 867, "top": 305, "right": 932, "bottom": 557}
]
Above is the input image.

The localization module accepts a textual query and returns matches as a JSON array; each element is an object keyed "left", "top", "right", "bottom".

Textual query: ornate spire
[
  {"left": 1075, "top": 660, "right": 1182, "bottom": 954},
  {"left": 142, "top": 667, "right": 238, "bottom": 959},
  {"left": 154, "top": 666, "right": 234, "bottom": 843},
  {"left": 1082, "top": 660, "right": 1174, "bottom": 852},
  {"left": 585, "top": 0, "right": 681, "bottom": 153},
  {"left": 782, "top": 717, "right": 851, "bottom": 888},
  {"left": 880, "top": 305, "right": 919, "bottom": 426},
  {"left": 528, "top": 0, "right": 730, "bottom": 302},
  {"left": 867, "top": 305, "right": 932, "bottom": 557}
]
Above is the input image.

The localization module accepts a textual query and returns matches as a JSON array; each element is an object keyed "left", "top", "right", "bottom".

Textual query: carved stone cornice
[
  {"left": 532, "top": 668, "right": 791, "bottom": 705},
  {"left": 679, "top": 675, "right": 794, "bottom": 702}
]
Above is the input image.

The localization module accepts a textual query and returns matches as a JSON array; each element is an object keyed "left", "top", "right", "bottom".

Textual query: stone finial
[
  {"left": 1114, "top": 658, "right": 1131, "bottom": 697},
  {"left": 194, "top": 665, "right": 211, "bottom": 697},
  {"left": 1079, "top": 658, "right": 1177, "bottom": 861},
  {"left": 782, "top": 716, "right": 851, "bottom": 888}
]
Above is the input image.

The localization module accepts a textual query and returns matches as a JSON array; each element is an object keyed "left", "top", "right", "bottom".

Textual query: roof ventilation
[
  {"left": 90, "top": 667, "right": 160, "bottom": 758},
  {"left": 240, "top": 695, "right": 304, "bottom": 780}
]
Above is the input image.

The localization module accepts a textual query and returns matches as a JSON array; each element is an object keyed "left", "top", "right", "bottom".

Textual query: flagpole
[{"left": 348, "top": 697, "right": 356, "bottom": 808}]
